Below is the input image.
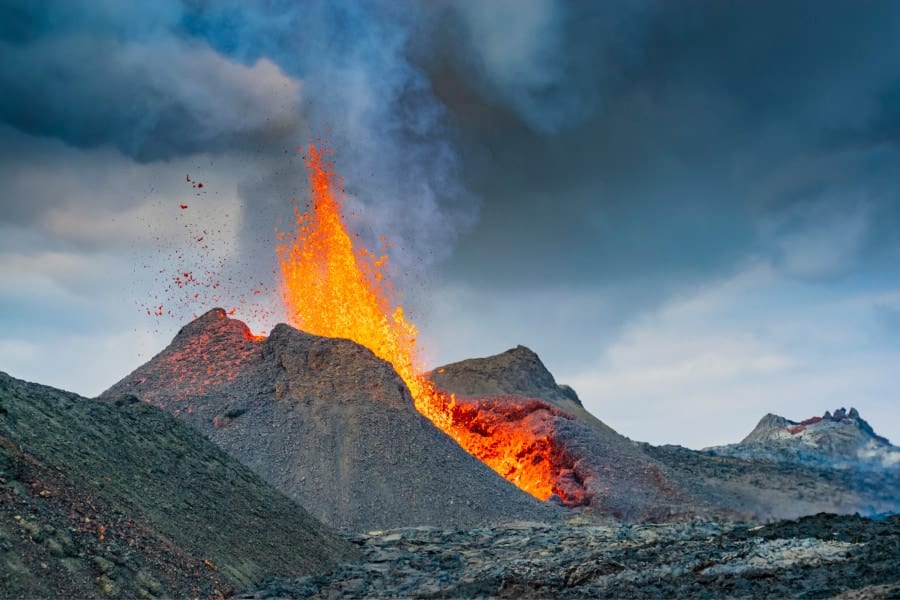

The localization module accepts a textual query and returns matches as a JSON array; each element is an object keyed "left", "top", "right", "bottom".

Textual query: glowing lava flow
[{"left": 277, "top": 144, "right": 560, "bottom": 501}]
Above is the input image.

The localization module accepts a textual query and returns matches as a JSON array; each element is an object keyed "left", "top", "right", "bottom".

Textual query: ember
[
  {"left": 139, "top": 175, "right": 276, "bottom": 331},
  {"left": 277, "top": 144, "right": 579, "bottom": 503}
]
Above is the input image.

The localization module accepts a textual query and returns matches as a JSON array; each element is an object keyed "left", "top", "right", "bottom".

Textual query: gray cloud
[
  {"left": 4, "top": 0, "right": 899, "bottom": 286},
  {"left": 422, "top": 0, "right": 657, "bottom": 133},
  {"left": 419, "top": 0, "right": 900, "bottom": 298},
  {"left": 0, "top": 0, "right": 479, "bottom": 282},
  {"left": 0, "top": 2, "right": 301, "bottom": 161}
]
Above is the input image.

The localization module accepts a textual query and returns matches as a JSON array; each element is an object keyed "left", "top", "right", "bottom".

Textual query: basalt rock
[
  {"left": 240, "top": 513, "right": 900, "bottom": 599},
  {"left": 104, "top": 309, "right": 559, "bottom": 532},
  {"left": 0, "top": 371, "right": 355, "bottom": 599}
]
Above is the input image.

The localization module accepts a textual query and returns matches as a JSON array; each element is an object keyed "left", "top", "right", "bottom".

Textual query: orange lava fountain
[{"left": 277, "top": 144, "right": 559, "bottom": 501}]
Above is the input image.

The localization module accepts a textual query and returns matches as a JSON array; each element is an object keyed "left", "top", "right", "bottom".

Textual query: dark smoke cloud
[
  {"left": 418, "top": 0, "right": 900, "bottom": 296},
  {"left": 0, "top": 0, "right": 477, "bottom": 277},
  {"left": 4, "top": 0, "right": 899, "bottom": 283}
]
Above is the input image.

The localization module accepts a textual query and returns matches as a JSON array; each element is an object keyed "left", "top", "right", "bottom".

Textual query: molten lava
[{"left": 277, "top": 144, "right": 574, "bottom": 503}]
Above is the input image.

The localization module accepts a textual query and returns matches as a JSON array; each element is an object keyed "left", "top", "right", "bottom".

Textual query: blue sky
[{"left": 1, "top": 0, "right": 899, "bottom": 448}]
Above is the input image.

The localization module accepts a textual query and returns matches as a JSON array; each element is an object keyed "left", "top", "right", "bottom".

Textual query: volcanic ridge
[
  {"left": 105, "top": 309, "right": 900, "bottom": 528},
  {"left": 0, "top": 371, "right": 354, "bottom": 598}
]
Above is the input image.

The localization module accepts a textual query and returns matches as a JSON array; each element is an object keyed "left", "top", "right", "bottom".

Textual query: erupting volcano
[
  {"left": 276, "top": 144, "right": 572, "bottom": 503},
  {"left": 113, "top": 143, "right": 703, "bottom": 519}
]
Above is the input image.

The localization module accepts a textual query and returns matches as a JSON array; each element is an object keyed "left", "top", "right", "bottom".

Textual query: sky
[{"left": 2, "top": 0, "right": 899, "bottom": 449}]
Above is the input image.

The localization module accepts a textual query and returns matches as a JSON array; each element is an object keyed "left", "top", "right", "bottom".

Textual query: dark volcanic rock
[
  {"left": 0, "top": 371, "right": 355, "bottom": 599},
  {"left": 241, "top": 514, "right": 900, "bottom": 599},
  {"left": 104, "top": 309, "right": 559, "bottom": 532}
]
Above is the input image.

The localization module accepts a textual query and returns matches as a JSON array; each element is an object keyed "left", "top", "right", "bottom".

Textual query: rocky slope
[
  {"left": 648, "top": 407, "right": 900, "bottom": 519},
  {"left": 0, "top": 371, "right": 355, "bottom": 598},
  {"left": 709, "top": 407, "right": 900, "bottom": 468},
  {"left": 104, "top": 309, "right": 559, "bottom": 533},
  {"left": 445, "top": 393, "right": 704, "bottom": 519},
  {"left": 430, "top": 345, "right": 616, "bottom": 435},
  {"left": 241, "top": 513, "right": 900, "bottom": 599},
  {"left": 433, "top": 346, "right": 900, "bottom": 521},
  {"left": 642, "top": 443, "right": 900, "bottom": 520},
  {"left": 433, "top": 347, "right": 725, "bottom": 520}
]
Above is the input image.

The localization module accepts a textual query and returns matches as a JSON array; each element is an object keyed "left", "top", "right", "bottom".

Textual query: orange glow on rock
[{"left": 277, "top": 143, "right": 580, "bottom": 503}]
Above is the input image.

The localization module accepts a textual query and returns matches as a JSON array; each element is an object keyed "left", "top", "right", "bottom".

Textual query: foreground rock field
[{"left": 243, "top": 512, "right": 900, "bottom": 599}]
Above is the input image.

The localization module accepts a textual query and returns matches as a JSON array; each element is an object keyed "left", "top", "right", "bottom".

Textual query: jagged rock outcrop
[
  {"left": 104, "top": 309, "right": 559, "bottom": 532},
  {"left": 0, "top": 372, "right": 355, "bottom": 599},
  {"left": 719, "top": 407, "right": 900, "bottom": 468}
]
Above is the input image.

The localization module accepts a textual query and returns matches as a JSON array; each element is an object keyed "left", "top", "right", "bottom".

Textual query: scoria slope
[
  {"left": 104, "top": 309, "right": 559, "bottom": 532},
  {"left": 432, "top": 347, "right": 711, "bottom": 520},
  {"left": 431, "top": 345, "right": 617, "bottom": 435},
  {"left": 0, "top": 372, "right": 354, "bottom": 599}
]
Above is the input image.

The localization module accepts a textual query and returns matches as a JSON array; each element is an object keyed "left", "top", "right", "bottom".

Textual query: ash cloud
[
  {"left": 0, "top": 0, "right": 477, "bottom": 278},
  {"left": 422, "top": 0, "right": 900, "bottom": 294},
  {"left": 4, "top": 0, "right": 899, "bottom": 298}
]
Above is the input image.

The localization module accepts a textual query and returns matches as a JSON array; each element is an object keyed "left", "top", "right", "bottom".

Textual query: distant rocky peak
[
  {"left": 752, "top": 413, "right": 793, "bottom": 432},
  {"left": 742, "top": 407, "right": 881, "bottom": 443},
  {"left": 734, "top": 405, "right": 898, "bottom": 468}
]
